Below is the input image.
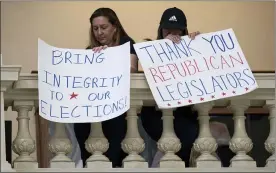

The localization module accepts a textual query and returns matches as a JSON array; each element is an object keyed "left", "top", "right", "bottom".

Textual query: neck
[{"left": 107, "top": 42, "right": 115, "bottom": 47}]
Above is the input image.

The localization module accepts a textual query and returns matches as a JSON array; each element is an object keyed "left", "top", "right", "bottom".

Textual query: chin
[{"left": 98, "top": 40, "right": 106, "bottom": 45}]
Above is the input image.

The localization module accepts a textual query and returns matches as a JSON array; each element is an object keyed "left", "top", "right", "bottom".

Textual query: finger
[
  {"left": 103, "top": 45, "right": 108, "bottom": 50},
  {"left": 93, "top": 47, "right": 101, "bottom": 53},
  {"left": 191, "top": 33, "right": 196, "bottom": 40},
  {"left": 97, "top": 46, "right": 103, "bottom": 53},
  {"left": 169, "top": 37, "right": 174, "bottom": 42},
  {"left": 190, "top": 33, "right": 197, "bottom": 40},
  {"left": 174, "top": 36, "right": 180, "bottom": 43},
  {"left": 94, "top": 47, "right": 99, "bottom": 53},
  {"left": 166, "top": 35, "right": 172, "bottom": 41},
  {"left": 173, "top": 38, "right": 178, "bottom": 43},
  {"left": 175, "top": 36, "right": 181, "bottom": 43}
]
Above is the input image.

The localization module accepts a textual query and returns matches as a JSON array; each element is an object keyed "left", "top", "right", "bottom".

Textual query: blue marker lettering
[
  {"left": 214, "top": 35, "right": 226, "bottom": 52},
  {"left": 183, "top": 39, "right": 201, "bottom": 56},
  {"left": 156, "top": 86, "right": 171, "bottom": 101},
  {"left": 60, "top": 106, "right": 70, "bottom": 118},
  {"left": 165, "top": 84, "right": 179, "bottom": 101},
  {"left": 75, "top": 54, "right": 83, "bottom": 64},
  {"left": 103, "top": 105, "right": 112, "bottom": 115},
  {"left": 94, "top": 105, "right": 102, "bottom": 117},
  {"left": 202, "top": 36, "right": 216, "bottom": 54},
  {"left": 153, "top": 43, "right": 170, "bottom": 63},
  {"left": 226, "top": 73, "right": 238, "bottom": 88},
  {"left": 165, "top": 42, "right": 179, "bottom": 60},
  {"left": 40, "top": 100, "right": 47, "bottom": 115},
  {"left": 211, "top": 76, "right": 224, "bottom": 92},
  {"left": 42, "top": 70, "right": 52, "bottom": 86},
  {"left": 83, "top": 105, "right": 92, "bottom": 117},
  {"left": 243, "top": 69, "right": 256, "bottom": 85},
  {"left": 177, "top": 82, "right": 190, "bottom": 98},
  {"left": 72, "top": 77, "right": 82, "bottom": 88},
  {"left": 64, "top": 51, "right": 72, "bottom": 64},
  {"left": 139, "top": 45, "right": 155, "bottom": 63},
  {"left": 52, "top": 50, "right": 63, "bottom": 65},
  {"left": 233, "top": 72, "right": 249, "bottom": 87},
  {"left": 190, "top": 80, "right": 204, "bottom": 96},
  {"left": 71, "top": 106, "right": 81, "bottom": 118},
  {"left": 221, "top": 33, "right": 235, "bottom": 50}
]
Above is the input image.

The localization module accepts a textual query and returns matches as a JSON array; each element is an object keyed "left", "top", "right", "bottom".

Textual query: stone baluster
[
  {"left": 121, "top": 100, "right": 147, "bottom": 168},
  {"left": 1, "top": 90, "right": 14, "bottom": 172},
  {"left": 157, "top": 108, "right": 185, "bottom": 168},
  {"left": 1, "top": 65, "right": 21, "bottom": 171},
  {"left": 85, "top": 122, "right": 111, "bottom": 168},
  {"left": 48, "top": 123, "right": 74, "bottom": 168},
  {"left": 12, "top": 101, "right": 38, "bottom": 169},
  {"left": 193, "top": 102, "right": 221, "bottom": 168},
  {"left": 228, "top": 100, "right": 256, "bottom": 167},
  {"left": 264, "top": 100, "right": 275, "bottom": 168}
]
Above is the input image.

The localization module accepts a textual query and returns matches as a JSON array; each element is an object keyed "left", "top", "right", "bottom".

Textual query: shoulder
[
  {"left": 119, "top": 36, "right": 137, "bottom": 55},
  {"left": 119, "top": 36, "right": 136, "bottom": 45}
]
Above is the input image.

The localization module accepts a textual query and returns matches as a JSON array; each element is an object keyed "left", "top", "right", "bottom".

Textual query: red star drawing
[
  {"left": 222, "top": 92, "right": 226, "bottom": 96},
  {"left": 200, "top": 97, "right": 204, "bottom": 101},
  {"left": 70, "top": 92, "right": 78, "bottom": 99},
  {"left": 211, "top": 95, "right": 215, "bottom": 99},
  {"left": 167, "top": 103, "right": 171, "bottom": 106},
  {"left": 177, "top": 101, "right": 181, "bottom": 104},
  {"left": 245, "top": 87, "right": 249, "bottom": 91},
  {"left": 232, "top": 91, "right": 236, "bottom": 94},
  {"left": 188, "top": 100, "right": 192, "bottom": 103}
]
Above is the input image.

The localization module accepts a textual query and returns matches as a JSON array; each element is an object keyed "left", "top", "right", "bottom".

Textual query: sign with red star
[{"left": 38, "top": 39, "right": 131, "bottom": 123}]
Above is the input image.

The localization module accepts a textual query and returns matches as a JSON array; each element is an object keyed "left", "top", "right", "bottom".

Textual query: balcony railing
[{"left": 1, "top": 65, "right": 275, "bottom": 172}]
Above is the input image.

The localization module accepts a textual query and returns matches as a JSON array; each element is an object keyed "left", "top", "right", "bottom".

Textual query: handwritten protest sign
[
  {"left": 38, "top": 39, "right": 130, "bottom": 123},
  {"left": 134, "top": 28, "right": 258, "bottom": 109}
]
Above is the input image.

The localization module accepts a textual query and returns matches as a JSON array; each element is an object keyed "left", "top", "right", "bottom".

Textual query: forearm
[
  {"left": 130, "top": 66, "right": 137, "bottom": 73},
  {"left": 130, "top": 54, "right": 138, "bottom": 73}
]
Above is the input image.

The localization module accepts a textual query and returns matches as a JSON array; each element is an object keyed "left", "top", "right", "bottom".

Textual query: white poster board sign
[
  {"left": 38, "top": 39, "right": 130, "bottom": 123},
  {"left": 134, "top": 28, "right": 258, "bottom": 109}
]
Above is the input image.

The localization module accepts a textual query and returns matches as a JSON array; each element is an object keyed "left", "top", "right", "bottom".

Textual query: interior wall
[{"left": 1, "top": 1, "right": 275, "bottom": 72}]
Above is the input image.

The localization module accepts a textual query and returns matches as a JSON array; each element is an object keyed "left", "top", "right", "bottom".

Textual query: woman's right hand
[
  {"left": 92, "top": 45, "right": 108, "bottom": 53},
  {"left": 165, "top": 34, "right": 181, "bottom": 44}
]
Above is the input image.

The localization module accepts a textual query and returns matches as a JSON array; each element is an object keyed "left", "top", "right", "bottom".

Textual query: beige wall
[{"left": 1, "top": 1, "right": 275, "bottom": 72}]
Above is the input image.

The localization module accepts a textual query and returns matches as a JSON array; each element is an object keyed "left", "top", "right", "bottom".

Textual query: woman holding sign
[
  {"left": 140, "top": 7, "right": 201, "bottom": 167},
  {"left": 74, "top": 7, "right": 138, "bottom": 168}
]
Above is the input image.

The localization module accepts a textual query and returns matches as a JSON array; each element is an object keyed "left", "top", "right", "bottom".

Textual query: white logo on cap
[{"left": 169, "top": 15, "right": 177, "bottom": 22}]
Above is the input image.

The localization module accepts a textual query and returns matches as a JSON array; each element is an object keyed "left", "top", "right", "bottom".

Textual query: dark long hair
[
  {"left": 144, "top": 38, "right": 152, "bottom": 41},
  {"left": 156, "top": 26, "right": 189, "bottom": 40},
  {"left": 88, "top": 8, "right": 129, "bottom": 48}
]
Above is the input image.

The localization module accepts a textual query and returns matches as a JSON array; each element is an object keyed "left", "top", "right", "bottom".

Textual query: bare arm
[{"left": 130, "top": 54, "right": 138, "bottom": 73}]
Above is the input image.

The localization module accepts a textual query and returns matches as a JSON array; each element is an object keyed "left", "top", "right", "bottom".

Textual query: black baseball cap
[{"left": 159, "top": 7, "right": 187, "bottom": 30}]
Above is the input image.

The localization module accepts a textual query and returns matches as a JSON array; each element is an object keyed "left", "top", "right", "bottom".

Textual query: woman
[
  {"left": 74, "top": 7, "right": 138, "bottom": 168},
  {"left": 140, "top": 7, "right": 200, "bottom": 167}
]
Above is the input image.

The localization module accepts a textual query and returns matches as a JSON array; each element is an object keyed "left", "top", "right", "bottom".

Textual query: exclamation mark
[
  {"left": 125, "top": 96, "right": 127, "bottom": 107},
  {"left": 49, "top": 103, "right": 52, "bottom": 117}
]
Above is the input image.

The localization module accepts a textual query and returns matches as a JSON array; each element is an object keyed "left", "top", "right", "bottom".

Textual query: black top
[
  {"left": 86, "top": 36, "right": 137, "bottom": 55},
  {"left": 119, "top": 36, "right": 136, "bottom": 55}
]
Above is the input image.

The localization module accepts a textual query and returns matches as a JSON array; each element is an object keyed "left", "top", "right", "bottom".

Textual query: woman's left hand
[
  {"left": 92, "top": 45, "right": 108, "bottom": 53},
  {"left": 188, "top": 31, "right": 200, "bottom": 40}
]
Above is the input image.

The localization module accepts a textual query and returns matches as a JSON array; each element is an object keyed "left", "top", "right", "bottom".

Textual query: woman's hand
[
  {"left": 92, "top": 45, "right": 108, "bottom": 53},
  {"left": 188, "top": 31, "right": 200, "bottom": 40},
  {"left": 165, "top": 34, "right": 181, "bottom": 44}
]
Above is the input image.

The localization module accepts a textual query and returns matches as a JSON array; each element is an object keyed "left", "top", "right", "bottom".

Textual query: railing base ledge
[{"left": 14, "top": 167, "right": 273, "bottom": 172}]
